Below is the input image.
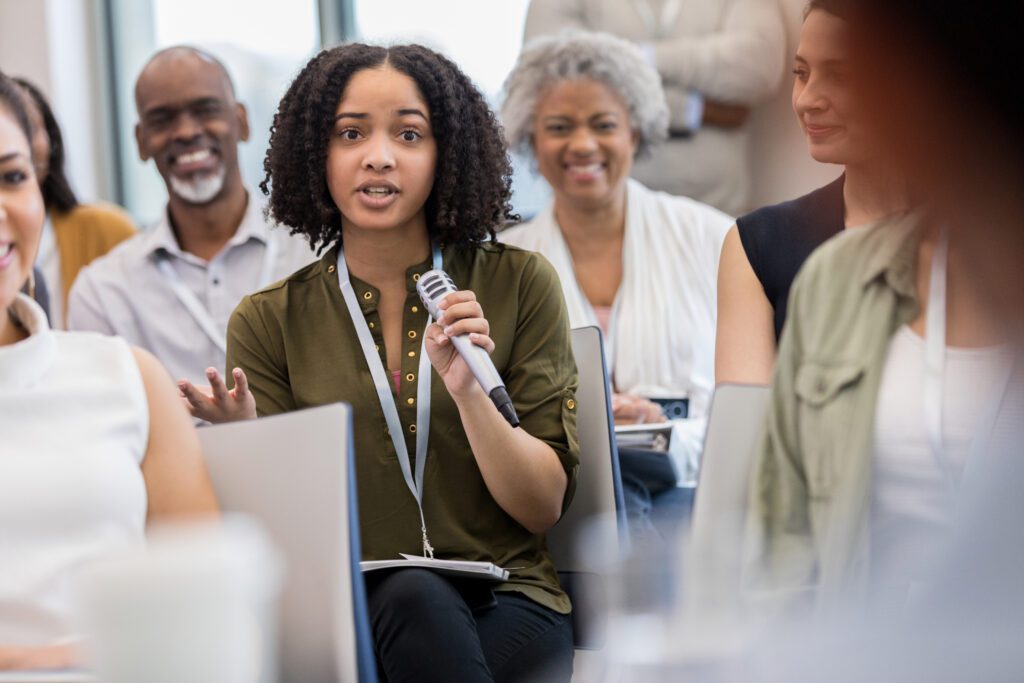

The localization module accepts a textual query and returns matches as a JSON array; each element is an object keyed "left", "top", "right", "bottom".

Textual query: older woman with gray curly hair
[{"left": 500, "top": 30, "right": 733, "bottom": 540}]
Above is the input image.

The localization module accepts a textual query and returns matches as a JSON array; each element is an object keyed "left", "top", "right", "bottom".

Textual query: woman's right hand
[
  {"left": 611, "top": 393, "right": 666, "bottom": 426},
  {"left": 178, "top": 367, "right": 257, "bottom": 423}
]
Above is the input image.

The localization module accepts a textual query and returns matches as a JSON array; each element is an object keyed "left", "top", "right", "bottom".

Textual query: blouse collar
[{"left": 0, "top": 293, "right": 58, "bottom": 389}]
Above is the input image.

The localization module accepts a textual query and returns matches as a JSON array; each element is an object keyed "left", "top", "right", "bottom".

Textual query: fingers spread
[
  {"left": 178, "top": 380, "right": 212, "bottom": 408},
  {"left": 231, "top": 367, "right": 249, "bottom": 395},
  {"left": 207, "top": 367, "right": 230, "bottom": 402}
]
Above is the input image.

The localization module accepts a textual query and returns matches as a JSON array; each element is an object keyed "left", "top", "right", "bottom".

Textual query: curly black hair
[
  {"left": 261, "top": 43, "right": 518, "bottom": 252},
  {"left": 13, "top": 77, "right": 79, "bottom": 213}
]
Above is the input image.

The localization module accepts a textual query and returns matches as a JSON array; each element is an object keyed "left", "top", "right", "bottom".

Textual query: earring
[{"left": 27, "top": 270, "right": 36, "bottom": 301}]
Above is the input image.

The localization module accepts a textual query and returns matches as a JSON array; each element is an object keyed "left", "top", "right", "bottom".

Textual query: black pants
[{"left": 365, "top": 568, "right": 574, "bottom": 683}]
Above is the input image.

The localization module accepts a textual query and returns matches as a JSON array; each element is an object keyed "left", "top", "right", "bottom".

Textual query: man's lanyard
[
  {"left": 629, "top": 0, "right": 683, "bottom": 40},
  {"left": 155, "top": 235, "right": 279, "bottom": 355},
  {"left": 923, "top": 229, "right": 1010, "bottom": 496},
  {"left": 337, "top": 243, "right": 442, "bottom": 558}
]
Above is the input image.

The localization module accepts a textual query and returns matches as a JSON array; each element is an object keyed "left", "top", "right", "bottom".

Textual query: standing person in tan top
[
  {"left": 524, "top": 0, "right": 786, "bottom": 215},
  {"left": 14, "top": 78, "right": 136, "bottom": 328}
]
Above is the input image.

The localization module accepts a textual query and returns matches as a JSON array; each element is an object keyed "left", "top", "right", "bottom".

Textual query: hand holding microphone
[{"left": 417, "top": 271, "right": 520, "bottom": 427}]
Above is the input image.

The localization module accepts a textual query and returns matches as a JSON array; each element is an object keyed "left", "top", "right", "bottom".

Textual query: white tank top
[
  {"left": 0, "top": 294, "right": 149, "bottom": 645},
  {"left": 872, "top": 325, "right": 1010, "bottom": 596}
]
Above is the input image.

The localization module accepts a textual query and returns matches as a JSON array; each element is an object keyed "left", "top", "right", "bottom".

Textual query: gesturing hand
[
  {"left": 178, "top": 367, "right": 257, "bottom": 423},
  {"left": 424, "top": 290, "right": 495, "bottom": 400}
]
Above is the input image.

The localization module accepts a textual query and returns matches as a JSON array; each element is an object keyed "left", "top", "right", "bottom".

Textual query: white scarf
[{"left": 501, "top": 179, "right": 730, "bottom": 421}]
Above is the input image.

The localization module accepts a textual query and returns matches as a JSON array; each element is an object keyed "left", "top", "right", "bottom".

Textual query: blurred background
[{"left": 0, "top": 0, "right": 832, "bottom": 227}]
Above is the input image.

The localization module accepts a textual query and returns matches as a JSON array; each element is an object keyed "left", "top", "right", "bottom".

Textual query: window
[{"left": 106, "top": 0, "right": 320, "bottom": 225}]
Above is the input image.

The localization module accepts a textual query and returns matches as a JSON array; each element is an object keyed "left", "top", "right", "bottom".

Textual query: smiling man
[{"left": 67, "top": 47, "right": 312, "bottom": 388}]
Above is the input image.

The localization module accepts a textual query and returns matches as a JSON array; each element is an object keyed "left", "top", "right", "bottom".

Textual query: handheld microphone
[{"left": 416, "top": 270, "right": 520, "bottom": 428}]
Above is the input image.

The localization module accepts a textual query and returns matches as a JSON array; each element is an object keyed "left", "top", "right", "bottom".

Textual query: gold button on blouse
[
  {"left": 327, "top": 265, "right": 336, "bottom": 273},
  {"left": 566, "top": 399, "right": 576, "bottom": 410},
  {"left": 407, "top": 397, "right": 415, "bottom": 405},
  {"left": 411, "top": 305, "right": 419, "bottom": 313},
  {"left": 409, "top": 424, "right": 417, "bottom": 433},
  {"left": 407, "top": 330, "right": 417, "bottom": 339},
  {"left": 407, "top": 350, "right": 416, "bottom": 357},
  {"left": 412, "top": 273, "right": 421, "bottom": 282},
  {"left": 363, "top": 291, "right": 373, "bottom": 300},
  {"left": 368, "top": 321, "right": 375, "bottom": 329},
  {"left": 374, "top": 345, "right": 380, "bottom": 352},
  {"left": 405, "top": 373, "right": 415, "bottom": 382}
]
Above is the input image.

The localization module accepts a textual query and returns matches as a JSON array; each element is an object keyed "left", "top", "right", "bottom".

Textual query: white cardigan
[{"left": 501, "top": 179, "right": 731, "bottom": 476}]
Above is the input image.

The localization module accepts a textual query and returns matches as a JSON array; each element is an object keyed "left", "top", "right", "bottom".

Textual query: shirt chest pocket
[{"left": 794, "top": 362, "right": 866, "bottom": 497}]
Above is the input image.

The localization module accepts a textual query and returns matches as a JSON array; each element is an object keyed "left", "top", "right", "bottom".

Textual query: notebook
[{"left": 361, "top": 555, "right": 509, "bottom": 581}]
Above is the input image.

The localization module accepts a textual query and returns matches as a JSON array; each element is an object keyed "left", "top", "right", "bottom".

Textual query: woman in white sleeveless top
[{"left": 0, "top": 72, "right": 218, "bottom": 671}]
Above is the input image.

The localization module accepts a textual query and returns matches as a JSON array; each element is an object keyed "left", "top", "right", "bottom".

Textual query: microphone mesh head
[{"left": 416, "top": 270, "right": 457, "bottom": 318}]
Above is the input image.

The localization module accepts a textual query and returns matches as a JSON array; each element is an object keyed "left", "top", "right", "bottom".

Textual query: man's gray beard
[{"left": 169, "top": 166, "right": 227, "bottom": 204}]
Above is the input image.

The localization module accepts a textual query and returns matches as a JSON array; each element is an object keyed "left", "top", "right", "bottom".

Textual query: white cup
[{"left": 74, "top": 515, "right": 283, "bottom": 683}]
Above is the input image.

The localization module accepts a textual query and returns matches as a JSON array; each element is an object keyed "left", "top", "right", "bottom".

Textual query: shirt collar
[
  {"left": 143, "top": 191, "right": 270, "bottom": 260},
  {"left": 325, "top": 245, "right": 435, "bottom": 313},
  {"left": 859, "top": 210, "right": 927, "bottom": 300}
]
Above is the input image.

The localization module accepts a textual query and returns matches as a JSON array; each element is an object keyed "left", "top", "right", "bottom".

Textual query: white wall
[
  {"left": 747, "top": 0, "right": 839, "bottom": 209},
  {"left": 0, "top": 0, "right": 113, "bottom": 203}
]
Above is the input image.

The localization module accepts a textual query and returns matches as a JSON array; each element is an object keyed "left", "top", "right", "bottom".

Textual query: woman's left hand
[{"left": 424, "top": 290, "right": 495, "bottom": 400}]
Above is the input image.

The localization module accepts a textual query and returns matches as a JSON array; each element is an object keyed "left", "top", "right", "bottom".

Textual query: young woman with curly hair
[{"left": 185, "top": 44, "right": 579, "bottom": 682}]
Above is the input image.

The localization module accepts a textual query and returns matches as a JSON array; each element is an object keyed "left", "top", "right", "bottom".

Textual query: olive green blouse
[{"left": 226, "top": 242, "right": 580, "bottom": 614}]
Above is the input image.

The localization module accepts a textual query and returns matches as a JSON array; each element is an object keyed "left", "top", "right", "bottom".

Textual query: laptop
[{"left": 200, "top": 403, "right": 376, "bottom": 683}]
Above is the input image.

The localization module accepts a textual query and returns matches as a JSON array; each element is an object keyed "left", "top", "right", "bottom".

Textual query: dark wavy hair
[
  {"left": 261, "top": 43, "right": 517, "bottom": 253},
  {"left": 0, "top": 71, "right": 33, "bottom": 149},
  {"left": 13, "top": 78, "right": 79, "bottom": 213}
]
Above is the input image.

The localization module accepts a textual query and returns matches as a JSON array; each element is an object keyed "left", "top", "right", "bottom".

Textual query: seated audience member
[
  {"left": 0, "top": 71, "right": 218, "bottom": 671},
  {"left": 742, "top": 4, "right": 1014, "bottom": 615},
  {"left": 500, "top": 31, "right": 731, "bottom": 538},
  {"left": 715, "top": 0, "right": 910, "bottom": 385},
  {"left": 524, "top": 0, "right": 786, "bottom": 215},
  {"left": 186, "top": 44, "right": 579, "bottom": 682},
  {"left": 14, "top": 77, "right": 137, "bottom": 329},
  {"left": 67, "top": 47, "right": 312, "bottom": 389}
]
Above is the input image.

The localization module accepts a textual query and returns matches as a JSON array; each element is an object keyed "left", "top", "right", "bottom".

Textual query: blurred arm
[
  {"left": 716, "top": 226, "right": 777, "bottom": 384},
  {"left": 653, "top": 0, "right": 787, "bottom": 104}
]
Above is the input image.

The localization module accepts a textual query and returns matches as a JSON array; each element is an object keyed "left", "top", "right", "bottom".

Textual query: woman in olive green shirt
[{"left": 185, "top": 44, "right": 580, "bottom": 682}]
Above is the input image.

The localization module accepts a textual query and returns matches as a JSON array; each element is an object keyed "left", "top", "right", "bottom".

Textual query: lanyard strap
[
  {"left": 629, "top": 0, "right": 684, "bottom": 40},
  {"left": 336, "top": 244, "right": 442, "bottom": 558},
  {"left": 155, "top": 235, "right": 280, "bottom": 355},
  {"left": 923, "top": 229, "right": 1010, "bottom": 495}
]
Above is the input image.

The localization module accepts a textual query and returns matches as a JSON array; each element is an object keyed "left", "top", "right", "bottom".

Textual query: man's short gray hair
[{"left": 500, "top": 30, "right": 669, "bottom": 159}]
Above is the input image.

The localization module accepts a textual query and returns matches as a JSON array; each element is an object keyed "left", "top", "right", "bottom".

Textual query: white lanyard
[
  {"left": 923, "top": 229, "right": 1010, "bottom": 495},
  {"left": 337, "top": 244, "right": 442, "bottom": 558},
  {"left": 155, "top": 235, "right": 279, "bottom": 355},
  {"left": 629, "top": 0, "right": 684, "bottom": 40}
]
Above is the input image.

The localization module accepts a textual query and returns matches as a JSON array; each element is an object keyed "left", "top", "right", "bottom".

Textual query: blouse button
[
  {"left": 408, "top": 330, "right": 417, "bottom": 339},
  {"left": 327, "top": 265, "right": 336, "bottom": 273},
  {"left": 363, "top": 291, "right": 373, "bottom": 300},
  {"left": 412, "top": 274, "right": 421, "bottom": 282},
  {"left": 411, "top": 305, "right": 419, "bottom": 313},
  {"left": 408, "top": 350, "right": 416, "bottom": 357},
  {"left": 406, "top": 373, "right": 415, "bottom": 382},
  {"left": 409, "top": 424, "right": 417, "bottom": 433},
  {"left": 369, "top": 321, "right": 375, "bottom": 329},
  {"left": 407, "top": 397, "right": 415, "bottom": 405},
  {"left": 566, "top": 399, "right": 576, "bottom": 410}
]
